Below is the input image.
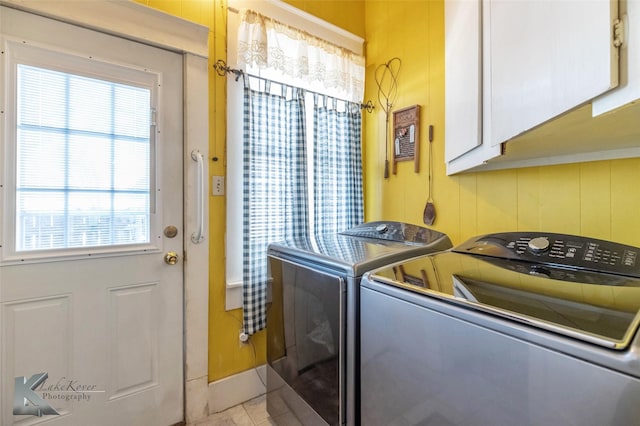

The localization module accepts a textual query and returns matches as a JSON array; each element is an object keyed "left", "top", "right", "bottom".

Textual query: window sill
[
  {"left": 225, "top": 279, "right": 272, "bottom": 311},
  {"left": 225, "top": 281, "right": 243, "bottom": 311}
]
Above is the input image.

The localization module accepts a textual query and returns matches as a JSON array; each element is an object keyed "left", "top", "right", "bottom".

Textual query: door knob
[{"left": 164, "top": 251, "right": 179, "bottom": 265}]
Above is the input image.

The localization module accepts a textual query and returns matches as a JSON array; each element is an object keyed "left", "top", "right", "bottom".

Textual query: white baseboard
[{"left": 208, "top": 364, "right": 267, "bottom": 414}]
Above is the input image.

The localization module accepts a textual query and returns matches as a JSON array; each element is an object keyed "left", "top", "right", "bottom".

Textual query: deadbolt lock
[
  {"left": 164, "top": 251, "right": 179, "bottom": 265},
  {"left": 164, "top": 225, "right": 178, "bottom": 238}
]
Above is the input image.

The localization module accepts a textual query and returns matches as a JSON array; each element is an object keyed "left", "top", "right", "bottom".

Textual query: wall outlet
[{"left": 212, "top": 176, "right": 225, "bottom": 196}]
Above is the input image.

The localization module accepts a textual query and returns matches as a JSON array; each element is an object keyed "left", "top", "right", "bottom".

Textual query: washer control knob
[
  {"left": 528, "top": 237, "right": 550, "bottom": 254},
  {"left": 376, "top": 223, "right": 389, "bottom": 234}
]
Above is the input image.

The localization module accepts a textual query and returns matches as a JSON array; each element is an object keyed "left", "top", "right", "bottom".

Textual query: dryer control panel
[{"left": 454, "top": 232, "right": 640, "bottom": 278}]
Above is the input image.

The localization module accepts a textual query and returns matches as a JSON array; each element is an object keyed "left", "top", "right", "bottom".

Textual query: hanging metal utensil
[
  {"left": 423, "top": 125, "right": 436, "bottom": 226},
  {"left": 375, "top": 58, "right": 401, "bottom": 179}
]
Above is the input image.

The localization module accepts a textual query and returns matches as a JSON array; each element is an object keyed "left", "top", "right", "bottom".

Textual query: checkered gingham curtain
[
  {"left": 242, "top": 83, "right": 308, "bottom": 335},
  {"left": 312, "top": 95, "right": 364, "bottom": 236}
]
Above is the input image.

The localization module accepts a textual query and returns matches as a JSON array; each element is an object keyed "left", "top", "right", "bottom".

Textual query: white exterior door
[{"left": 0, "top": 7, "right": 184, "bottom": 426}]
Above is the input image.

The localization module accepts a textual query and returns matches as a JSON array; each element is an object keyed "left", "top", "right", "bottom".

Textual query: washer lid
[
  {"left": 369, "top": 250, "right": 640, "bottom": 350},
  {"left": 268, "top": 221, "right": 452, "bottom": 277},
  {"left": 339, "top": 221, "right": 449, "bottom": 245},
  {"left": 268, "top": 229, "right": 451, "bottom": 277}
]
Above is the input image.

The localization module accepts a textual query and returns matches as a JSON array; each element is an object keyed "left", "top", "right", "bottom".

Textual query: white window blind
[{"left": 16, "top": 64, "right": 152, "bottom": 251}]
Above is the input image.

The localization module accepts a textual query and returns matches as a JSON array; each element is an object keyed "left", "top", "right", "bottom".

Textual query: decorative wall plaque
[{"left": 392, "top": 104, "right": 420, "bottom": 174}]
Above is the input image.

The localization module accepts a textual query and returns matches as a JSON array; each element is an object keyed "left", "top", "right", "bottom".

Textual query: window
[
  {"left": 16, "top": 65, "right": 151, "bottom": 251},
  {"left": 225, "top": 1, "right": 365, "bottom": 314},
  {"left": 3, "top": 41, "right": 159, "bottom": 260}
]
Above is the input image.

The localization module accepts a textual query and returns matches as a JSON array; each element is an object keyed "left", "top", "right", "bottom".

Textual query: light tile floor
[{"left": 193, "top": 394, "right": 302, "bottom": 426}]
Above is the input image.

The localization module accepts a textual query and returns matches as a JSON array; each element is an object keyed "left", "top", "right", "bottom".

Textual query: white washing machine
[{"left": 361, "top": 232, "right": 640, "bottom": 425}]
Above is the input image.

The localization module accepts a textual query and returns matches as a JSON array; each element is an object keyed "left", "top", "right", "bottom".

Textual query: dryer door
[{"left": 268, "top": 256, "right": 345, "bottom": 425}]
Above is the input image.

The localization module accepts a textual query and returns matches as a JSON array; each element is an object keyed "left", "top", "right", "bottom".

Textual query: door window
[{"left": 3, "top": 42, "right": 159, "bottom": 260}]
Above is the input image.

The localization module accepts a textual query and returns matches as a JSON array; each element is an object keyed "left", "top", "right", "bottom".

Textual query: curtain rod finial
[
  {"left": 362, "top": 100, "right": 375, "bottom": 113},
  {"left": 213, "top": 59, "right": 244, "bottom": 81}
]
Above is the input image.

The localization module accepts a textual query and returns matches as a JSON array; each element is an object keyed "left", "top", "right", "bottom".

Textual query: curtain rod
[{"left": 213, "top": 60, "right": 375, "bottom": 113}]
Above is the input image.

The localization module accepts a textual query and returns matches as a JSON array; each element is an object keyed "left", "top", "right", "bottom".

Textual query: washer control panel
[
  {"left": 454, "top": 232, "right": 640, "bottom": 278},
  {"left": 340, "top": 221, "right": 450, "bottom": 246}
]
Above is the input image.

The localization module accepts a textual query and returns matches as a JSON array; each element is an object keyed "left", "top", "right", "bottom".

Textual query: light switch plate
[{"left": 212, "top": 176, "right": 225, "bottom": 196}]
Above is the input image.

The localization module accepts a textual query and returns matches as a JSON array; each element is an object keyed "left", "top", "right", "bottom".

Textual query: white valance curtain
[{"left": 237, "top": 8, "right": 365, "bottom": 103}]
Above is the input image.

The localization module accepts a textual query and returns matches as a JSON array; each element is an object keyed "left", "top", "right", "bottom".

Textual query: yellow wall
[
  {"left": 283, "top": 0, "right": 365, "bottom": 38},
  {"left": 134, "top": 0, "right": 260, "bottom": 382},
  {"left": 364, "top": 0, "right": 640, "bottom": 249},
  {"left": 136, "top": 0, "right": 364, "bottom": 382},
  {"left": 137, "top": 0, "right": 640, "bottom": 384}
]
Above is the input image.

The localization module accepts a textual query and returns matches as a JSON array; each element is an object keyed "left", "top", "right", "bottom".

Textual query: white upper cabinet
[
  {"left": 445, "top": 0, "right": 640, "bottom": 175},
  {"left": 444, "top": 0, "right": 482, "bottom": 161},
  {"left": 488, "top": 0, "right": 619, "bottom": 147},
  {"left": 445, "top": 0, "right": 502, "bottom": 171}
]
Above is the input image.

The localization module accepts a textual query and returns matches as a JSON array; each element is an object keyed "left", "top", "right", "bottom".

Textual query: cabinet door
[
  {"left": 594, "top": 0, "right": 640, "bottom": 115},
  {"left": 445, "top": 0, "right": 502, "bottom": 174},
  {"left": 489, "top": 0, "right": 619, "bottom": 147},
  {"left": 444, "top": 0, "right": 482, "bottom": 162}
]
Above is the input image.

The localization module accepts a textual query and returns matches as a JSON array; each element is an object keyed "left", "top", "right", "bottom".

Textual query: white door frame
[{"left": 0, "top": 1, "right": 211, "bottom": 423}]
